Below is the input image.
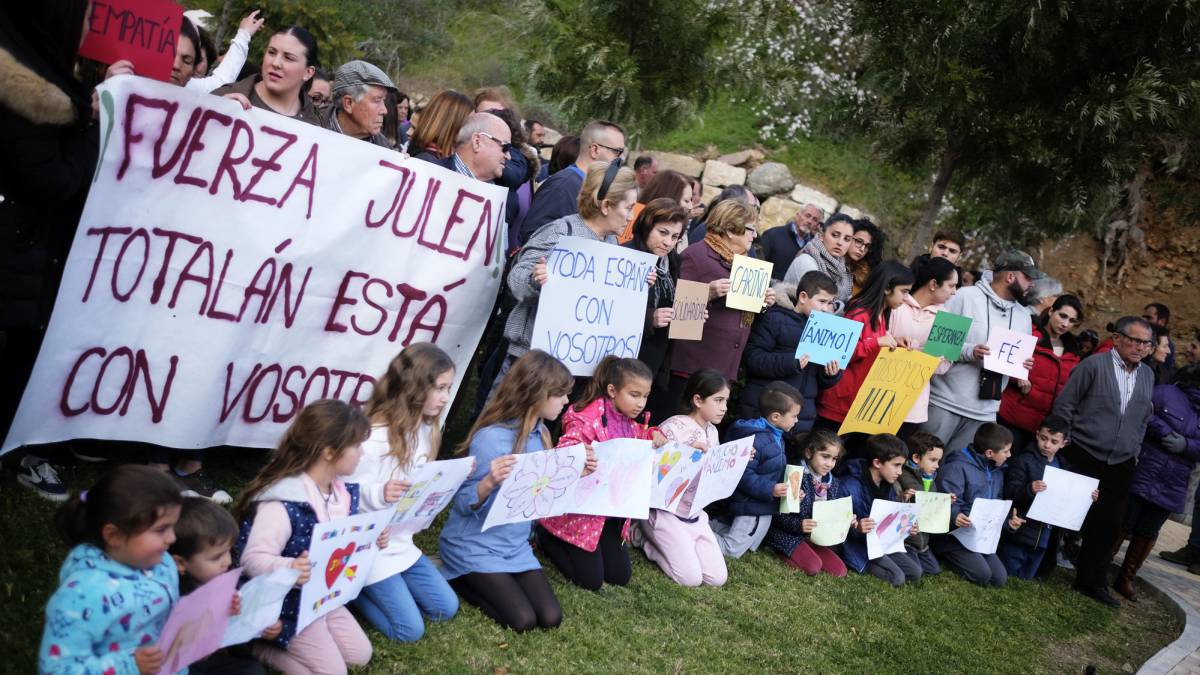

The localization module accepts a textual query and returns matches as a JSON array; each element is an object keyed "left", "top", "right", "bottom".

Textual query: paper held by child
[
  {"left": 866, "top": 501, "right": 921, "bottom": 560},
  {"left": 156, "top": 567, "right": 241, "bottom": 675},
  {"left": 481, "top": 445, "right": 589, "bottom": 531},
  {"left": 950, "top": 498, "right": 1013, "bottom": 554},
  {"left": 922, "top": 311, "right": 973, "bottom": 360},
  {"left": 1025, "top": 466, "right": 1099, "bottom": 531},
  {"left": 221, "top": 567, "right": 300, "bottom": 648},
  {"left": 651, "top": 442, "right": 705, "bottom": 513},
  {"left": 780, "top": 465, "right": 805, "bottom": 514},
  {"left": 389, "top": 457, "right": 476, "bottom": 535},
  {"left": 297, "top": 508, "right": 397, "bottom": 633},
  {"left": 793, "top": 311, "right": 864, "bottom": 368},
  {"left": 571, "top": 438, "right": 653, "bottom": 520},
  {"left": 809, "top": 496, "right": 854, "bottom": 546},
  {"left": 914, "top": 491, "right": 951, "bottom": 534},
  {"left": 684, "top": 436, "right": 755, "bottom": 519}
]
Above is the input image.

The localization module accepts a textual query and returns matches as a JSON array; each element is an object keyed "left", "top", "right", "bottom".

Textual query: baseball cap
[
  {"left": 992, "top": 250, "right": 1045, "bottom": 280},
  {"left": 331, "top": 60, "right": 396, "bottom": 97}
]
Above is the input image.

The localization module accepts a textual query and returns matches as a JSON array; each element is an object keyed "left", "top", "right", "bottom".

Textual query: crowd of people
[{"left": 5, "top": 6, "right": 1200, "bottom": 674}]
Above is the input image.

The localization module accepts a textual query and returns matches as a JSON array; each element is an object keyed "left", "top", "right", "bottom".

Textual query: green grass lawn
[{"left": 1, "top": 448, "right": 1182, "bottom": 674}]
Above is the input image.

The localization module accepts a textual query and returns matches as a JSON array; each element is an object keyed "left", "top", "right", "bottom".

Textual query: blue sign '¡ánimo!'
[{"left": 794, "top": 311, "right": 865, "bottom": 368}]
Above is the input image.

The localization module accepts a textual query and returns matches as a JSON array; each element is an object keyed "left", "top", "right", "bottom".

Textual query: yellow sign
[
  {"left": 725, "top": 254, "right": 774, "bottom": 312},
  {"left": 838, "top": 349, "right": 940, "bottom": 435}
]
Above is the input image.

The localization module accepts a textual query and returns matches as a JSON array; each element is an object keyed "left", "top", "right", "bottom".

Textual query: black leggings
[
  {"left": 450, "top": 569, "right": 562, "bottom": 632},
  {"left": 536, "top": 518, "right": 631, "bottom": 591}
]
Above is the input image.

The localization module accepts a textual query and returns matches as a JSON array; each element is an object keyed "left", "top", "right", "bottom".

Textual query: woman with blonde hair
[
  {"left": 668, "top": 199, "right": 776, "bottom": 404},
  {"left": 409, "top": 90, "right": 474, "bottom": 162}
]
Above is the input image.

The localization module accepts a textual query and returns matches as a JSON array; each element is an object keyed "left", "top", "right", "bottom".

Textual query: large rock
[
  {"left": 759, "top": 196, "right": 804, "bottom": 233},
  {"left": 701, "top": 160, "right": 746, "bottom": 188},
  {"left": 837, "top": 204, "right": 864, "bottom": 220},
  {"left": 699, "top": 184, "right": 721, "bottom": 207},
  {"left": 649, "top": 151, "right": 705, "bottom": 179},
  {"left": 790, "top": 183, "right": 838, "bottom": 215},
  {"left": 746, "top": 162, "right": 796, "bottom": 198},
  {"left": 541, "top": 126, "right": 562, "bottom": 146}
]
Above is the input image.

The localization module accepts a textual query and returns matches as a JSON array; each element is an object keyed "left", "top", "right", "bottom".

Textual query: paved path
[{"left": 1137, "top": 520, "right": 1200, "bottom": 674}]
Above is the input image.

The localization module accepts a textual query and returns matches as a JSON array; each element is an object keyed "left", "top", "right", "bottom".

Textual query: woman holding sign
[
  {"left": 624, "top": 198, "right": 690, "bottom": 423},
  {"left": 669, "top": 200, "right": 775, "bottom": 404},
  {"left": 889, "top": 256, "right": 959, "bottom": 435},
  {"left": 814, "top": 261, "right": 914, "bottom": 457}
]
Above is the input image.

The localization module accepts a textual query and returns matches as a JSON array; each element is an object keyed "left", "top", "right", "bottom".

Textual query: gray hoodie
[{"left": 927, "top": 279, "right": 1033, "bottom": 421}]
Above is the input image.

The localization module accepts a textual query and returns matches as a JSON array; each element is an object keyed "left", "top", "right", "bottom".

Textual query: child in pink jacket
[
  {"left": 536, "top": 356, "right": 666, "bottom": 590},
  {"left": 888, "top": 256, "right": 958, "bottom": 435}
]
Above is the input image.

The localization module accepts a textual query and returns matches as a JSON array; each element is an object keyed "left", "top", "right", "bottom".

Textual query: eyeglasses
[
  {"left": 1118, "top": 332, "right": 1153, "bottom": 348},
  {"left": 594, "top": 142, "right": 626, "bottom": 157},
  {"left": 310, "top": 94, "right": 331, "bottom": 105},
  {"left": 478, "top": 132, "right": 512, "bottom": 154},
  {"left": 852, "top": 237, "right": 872, "bottom": 249}
]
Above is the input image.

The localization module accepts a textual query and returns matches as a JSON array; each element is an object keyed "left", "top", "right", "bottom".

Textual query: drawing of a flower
[{"left": 501, "top": 451, "right": 580, "bottom": 518}]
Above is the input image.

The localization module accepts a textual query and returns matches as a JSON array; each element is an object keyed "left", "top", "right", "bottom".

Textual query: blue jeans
[
  {"left": 351, "top": 554, "right": 458, "bottom": 641},
  {"left": 998, "top": 541, "right": 1046, "bottom": 580}
]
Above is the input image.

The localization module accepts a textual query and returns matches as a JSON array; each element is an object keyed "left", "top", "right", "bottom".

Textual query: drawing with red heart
[{"left": 325, "top": 543, "right": 356, "bottom": 588}]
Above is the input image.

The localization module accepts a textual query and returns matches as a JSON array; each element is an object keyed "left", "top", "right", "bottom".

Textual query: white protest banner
[
  {"left": 482, "top": 445, "right": 589, "bottom": 531},
  {"left": 157, "top": 567, "right": 240, "bottom": 674},
  {"left": 298, "top": 508, "right": 396, "bottom": 632},
  {"left": 1026, "top": 466, "right": 1099, "bottom": 531},
  {"left": 866, "top": 501, "right": 920, "bottom": 560},
  {"left": 221, "top": 567, "right": 299, "bottom": 648},
  {"left": 651, "top": 442, "right": 706, "bottom": 512},
  {"left": 794, "top": 311, "right": 863, "bottom": 368},
  {"left": 685, "top": 436, "right": 754, "bottom": 519},
  {"left": 530, "top": 237, "right": 657, "bottom": 376},
  {"left": 389, "top": 457, "right": 476, "bottom": 535},
  {"left": 951, "top": 498, "right": 1012, "bottom": 554},
  {"left": 2, "top": 76, "right": 508, "bottom": 454},
  {"left": 572, "top": 438, "right": 653, "bottom": 519},
  {"left": 982, "top": 327, "right": 1036, "bottom": 380},
  {"left": 726, "top": 254, "right": 774, "bottom": 312}
]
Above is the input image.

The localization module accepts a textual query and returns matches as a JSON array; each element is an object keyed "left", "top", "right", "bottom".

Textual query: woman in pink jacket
[
  {"left": 536, "top": 357, "right": 666, "bottom": 590},
  {"left": 888, "top": 257, "right": 959, "bottom": 438}
]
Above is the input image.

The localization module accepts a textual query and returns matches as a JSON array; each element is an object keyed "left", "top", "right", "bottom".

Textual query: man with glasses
[
  {"left": 1052, "top": 316, "right": 1156, "bottom": 607},
  {"left": 517, "top": 119, "right": 626, "bottom": 245},
  {"left": 758, "top": 204, "right": 823, "bottom": 281},
  {"left": 437, "top": 113, "right": 512, "bottom": 181},
  {"left": 923, "top": 251, "right": 1039, "bottom": 453}
]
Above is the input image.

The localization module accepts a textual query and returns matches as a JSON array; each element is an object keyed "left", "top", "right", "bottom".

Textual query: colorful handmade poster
[
  {"left": 481, "top": 445, "right": 589, "bottom": 531},
  {"left": 726, "top": 254, "right": 774, "bottom": 312},
  {"left": 838, "top": 349, "right": 940, "bottom": 435},
  {"left": 866, "top": 501, "right": 920, "bottom": 560},
  {"left": 794, "top": 311, "right": 864, "bottom": 368},
  {"left": 685, "top": 436, "right": 755, "bottom": 519},
  {"left": 982, "top": 327, "right": 1036, "bottom": 379},
  {"left": 922, "top": 311, "right": 973, "bottom": 360},
  {"left": 650, "top": 442, "right": 706, "bottom": 512},
  {"left": 810, "top": 496, "right": 854, "bottom": 546},
  {"left": 297, "top": 508, "right": 396, "bottom": 632},
  {"left": 951, "top": 498, "right": 1012, "bottom": 554},
  {"left": 156, "top": 567, "right": 240, "bottom": 674},
  {"left": 79, "top": 0, "right": 185, "bottom": 81},
  {"left": 668, "top": 280, "right": 710, "bottom": 341},
  {"left": 914, "top": 491, "right": 951, "bottom": 534},
  {"left": 530, "top": 237, "right": 658, "bottom": 376},
  {"left": 221, "top": 567, "right": 300, "bottom": 648},
  {"left": 780, "top": 464, "right": 805, "bottom": 514},
  {"left": 389, "top": 457, "right": 476, "bottom": 534},
  {"left": 1026, "top": 466, "right": 1099, "bottom": 531},
  {"left": 572, "top": 438, "right": 653, "bottom": 520}
]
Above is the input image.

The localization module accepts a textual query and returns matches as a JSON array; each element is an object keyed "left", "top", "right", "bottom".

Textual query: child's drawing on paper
[{"left": 501, "top": 450, "right": 582, "bottom": 519}]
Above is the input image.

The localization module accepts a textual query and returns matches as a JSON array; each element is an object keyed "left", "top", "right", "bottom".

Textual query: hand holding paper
[{"left": 982, "top": 328, "right": 1036, "bottom": 379}]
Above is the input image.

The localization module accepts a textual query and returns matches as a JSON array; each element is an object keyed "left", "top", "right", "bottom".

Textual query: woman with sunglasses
[{"left": 498, "top": 162, "right": 640, "bottom": 389}]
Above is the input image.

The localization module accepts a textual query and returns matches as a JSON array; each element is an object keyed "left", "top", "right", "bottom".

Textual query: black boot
[{"left": 1160, "top": 545, "right": 1200, "bottom": 566}]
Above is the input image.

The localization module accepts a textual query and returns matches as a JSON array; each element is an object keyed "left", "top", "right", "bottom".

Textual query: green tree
[
  {"left": 844, "top": 0, "right": 1200, "bottom": 255},
  {"left": 519, "top": 0, "right": 730, "bottom": 140}
]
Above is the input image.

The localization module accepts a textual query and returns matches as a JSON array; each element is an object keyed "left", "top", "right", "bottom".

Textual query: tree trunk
[
  {"left": 214, "top": 0, "right": 235, "bottom": 48},
  {"left": 907, "top": 139, "right": 962, "bottom": 260}
]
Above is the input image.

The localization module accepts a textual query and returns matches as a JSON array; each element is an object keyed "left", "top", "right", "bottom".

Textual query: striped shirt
[
  {"left": 1111, "top": 348, "right": 1139, "bottom": 415},
  {"left": 452, "top": 153, "right": 475, "bottom": 179}
]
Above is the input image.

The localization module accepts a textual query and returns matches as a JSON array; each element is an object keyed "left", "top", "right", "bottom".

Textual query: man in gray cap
[
  {"left": 921, "top": 250, "right": 1040, "bottom": 452},
  {"left": 325, "top": 60, "right": 395, "bottom": 148}
]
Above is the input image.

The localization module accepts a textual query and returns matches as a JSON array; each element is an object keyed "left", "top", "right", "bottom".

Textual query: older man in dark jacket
[{"left": 1052, "top": 316, "right": 1156, "bottom": 607}]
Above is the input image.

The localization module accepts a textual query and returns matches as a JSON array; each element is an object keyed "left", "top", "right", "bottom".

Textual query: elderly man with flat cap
[{"left": 325, "top": 60, "right": 395, "bottom": 148}]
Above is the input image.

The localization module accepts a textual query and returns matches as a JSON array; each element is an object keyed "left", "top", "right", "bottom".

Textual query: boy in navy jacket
[
  {"left": 712, "top": 382, "right": 801, "bottom": 558},
  {"left": 841, "top": 434, "right": 923, "bottom": 586},
  {"left": 934, "top": 423, "right": 1026, "bottom": 586}
]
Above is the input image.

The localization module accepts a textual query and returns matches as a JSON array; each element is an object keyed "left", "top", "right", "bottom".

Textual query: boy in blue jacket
[
  {"left": 934, "top": 422, "right": 1026, "bottom": 586},
  {"left": 712, "top": 382, "right": 801, "bottom": 558},
  {"left": 841, "top": 434, "right": 923, "bottom": 586},
  {"left": 739, "top": 271, "right": 843, "bottom": 445}
]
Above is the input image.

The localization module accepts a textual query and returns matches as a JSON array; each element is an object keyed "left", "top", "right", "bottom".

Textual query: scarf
[
  {"left": 704, "top": 233, "right": 756, "bottom": 328},
  {"left": 651, "top": 254, "right": 675, "bottom": 308},
  {"left": 800, "top": 236, "right": 852, "bottom": 302},
  {"left": 803, "top": 460, "right": 832, "bottom": 501}
]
